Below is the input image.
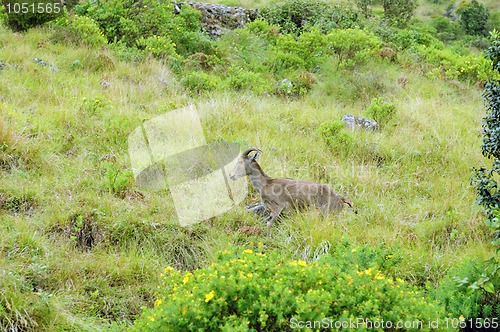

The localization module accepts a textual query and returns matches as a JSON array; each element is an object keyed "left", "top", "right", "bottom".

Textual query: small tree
[
  {"left": 457, "top": 0, "right": 490, "bottom": 36},
  {"left": 472, "top": 30, "right": 500, "bottom": 292},
  {"left": 355, "top": 0, "right": 373, "bottom": 18},
  {"left": 382, "top": 0, "right": 416, "bottom": 27}
]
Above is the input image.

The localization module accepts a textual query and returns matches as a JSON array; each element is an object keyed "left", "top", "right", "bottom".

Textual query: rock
[
  {"left": 179, "top": 1, "right": 259, "bottom": 37},
  {"left": 0, "top": 61, "right": 7, "bottom": 69},
  {"left": 278, "top": 79, "right": 293, "bottom": 94},
  {"left": 33, "top": 58, "right": 58, "bottom": 72},
  {"left": 342, "top": 114, "right": 378, "bottom": 131},
  {"left": 397, "top": 75, "right": 408, "bottom": 87},
  {"left": 33, "top": 58, "right": 48, "bottom": 67},
  {"left": 378, "top": 47, "right": 396, "bottom": 62}
]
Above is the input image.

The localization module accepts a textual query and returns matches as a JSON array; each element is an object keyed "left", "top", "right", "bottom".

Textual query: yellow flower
[
  {"left": 459, "top": 315, "right": 465, "bottom": 321},
  {"left": 297, "top": 260, "right": 307, "bottom": 266},
  {"left": 244, "top": 249, "right": 253, "bottom": 254},
  {"left": 154, "top": 299, "right": 162, "bottom": 307},
  {"left": 205, "top": 290, "right": 215, "bottom": 302}
]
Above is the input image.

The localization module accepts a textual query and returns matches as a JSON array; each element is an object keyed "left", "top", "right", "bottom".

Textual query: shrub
[
  {"left": 131, "top": 246, "right": 445, "bottom": 331},
  {"left": 1, "top": 0, "right": 68, "bottom": 31},
  {"left": 181, "top": 71, "right": 220, "bottom": 93},
  {"left": 136, "top": 35, "right": 177, "bottom": 59},
  {"left": 259, "top": 0, "right": 359, "bottom": 34},
  {"left": 382, "top": 0, "right": 417, "bottom": 27},
  {"left": 101, "top": 161, "right": 135, "bottom": 199},
  {"left": 469, "top": 30, "right": 500, "bottom": 326},
  {"left": 430, "top": 16, "right": 462, "bottom": 42},
  {"left": 318, "top": 120, "right": 354, "bottom": 153},
  {"left": 457, "top": 0, "right": 490, "bottom": 36},
  {"left": 271, "top": 28, "right": 328, "bottom": 72},
  {"left": 51, "top": 13, "right": 107, "bottom": 47},
  {"left": 0, "top": 4, "right": 7, "bottom": 27},
  {"left": 326, "top": 28, "right": 381, "bottom": 67},
  {"left": 355, "top": 0, "right": 372, "bottom": 18},
  {"left": 433, "top": 259, "right": 500, "bottom": 325},
  {"left": 225, "top": 67, "right": 270, "bottom": 94},
  {"left": 74, "top": 0, "right": 211, "bottom": 59},
  {"left": 365, "top": 97, "right": 396, "bottom": 126}
]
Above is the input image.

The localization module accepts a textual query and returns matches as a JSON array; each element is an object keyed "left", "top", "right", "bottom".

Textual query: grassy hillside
[{"left": 0, "top": 0, "right": 498, "bottom": 330}]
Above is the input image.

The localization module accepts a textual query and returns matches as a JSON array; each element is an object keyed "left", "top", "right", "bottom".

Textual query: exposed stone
[
  {"left": 397, "top": 75, "right": 408, "bottom": 87},
  {"left": 33, "top": 58, "right": 58, "bottom": 72},
  {"left": 342, "top": 114, "right": 378, "bottom": 131},
  {"left": 179, "top": 1, "right": 259, "bottom": 37},
  {"left": 33, "top": 57, "right": 48, "bottom": 67}
]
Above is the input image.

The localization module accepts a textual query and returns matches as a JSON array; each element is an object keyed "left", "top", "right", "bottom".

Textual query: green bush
[
  {"left": 382, "top": 0, "right": 417, "bottom": 27},
  {"left": 457, "top": 0, "right": 490, "bottom": 36},
  {"left": 51, "top": 13, "right": 107, "bottom": 47},
  {"left": 318, "top": 120, "right": 354, "bottom": 154},
  {"left": 433, "top": 259, "right": 500, "bottom": 324},
  {"left": 101, "top": 161, "right": 134, "bottom": 199},
  {"left": 74, "top": 0, "right": 211, "bottom": 59},
  {"left": 131, "top": 246, "right": 445, "bottom": 331},
  {"left": 430, "top": 16, "right": 462, "bottom": 42},
  {"left": 326, "top": 28, "right": 381, "bottom": 67},
  {"left": 259, "top": 0, "right": 360, "bottom": 35},
  {"left": 1, "top": 0, "right": 69, "bottom": 31},
  {"left": 225, "top": 67, "right": 270, "bottom": 94},
  {"left": 365, "top": 97, "right": 396, "bottom": 127},
  {"left": 181, "top": 71, "right": 221, "bottom": 93},
  {"left": 272, "top": 28, "right": 328, "bottom": 72},
  {"left": 0, "top": 4, "right": 7, "bottom": 27}
]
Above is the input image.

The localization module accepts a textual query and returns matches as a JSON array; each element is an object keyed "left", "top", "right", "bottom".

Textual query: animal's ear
[{"left": 250, "top": 151, "right": 260, "bottom": 161}]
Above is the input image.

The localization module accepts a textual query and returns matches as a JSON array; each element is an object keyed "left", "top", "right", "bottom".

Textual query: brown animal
[{"left": 229, "top": 147, "right": 353, "bottom": 226}]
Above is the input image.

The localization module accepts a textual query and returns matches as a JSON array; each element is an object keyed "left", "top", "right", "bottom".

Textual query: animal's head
[{"left": 229, "top": 147, "right": 261, "bottom": 180}]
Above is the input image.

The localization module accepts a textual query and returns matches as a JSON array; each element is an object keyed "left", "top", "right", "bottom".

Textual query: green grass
[{"left": 0, "top": 11, "right": 495, "bottom": 331}]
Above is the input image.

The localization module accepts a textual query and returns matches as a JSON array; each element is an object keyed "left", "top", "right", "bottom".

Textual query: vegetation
[{"left": 0, "top": 0, "right": 499, "bottom": 330}]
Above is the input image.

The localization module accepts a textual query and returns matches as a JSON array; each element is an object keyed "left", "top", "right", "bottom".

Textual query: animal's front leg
[
  {"left": 246, "top": 202, "right": 268, "bottom": 216},
  {"left": 264, "top": 201, "right": 284, "bottom": 227}
]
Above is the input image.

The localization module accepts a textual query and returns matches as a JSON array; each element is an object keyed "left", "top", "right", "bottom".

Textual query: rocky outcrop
[
  {"left": 181, "top": 1, "right": 259, "bottom": 37},
  {"left": 342, "top": 115, "right": 378, "bottom": 131}
]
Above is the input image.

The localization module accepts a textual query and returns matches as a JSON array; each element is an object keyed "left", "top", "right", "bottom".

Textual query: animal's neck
[{"left": 249, "top": 162, "right": 270, "bottom": 192}]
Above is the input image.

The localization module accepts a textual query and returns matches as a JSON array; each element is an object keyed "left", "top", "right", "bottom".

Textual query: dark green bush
[
  {"left": 430, "top": 16, "right": 462, "bottom": 42},
  {"left": 181, "top": 71, "right": 221, "bottom": 93},
  {"left": 259, "top": 0, "right": 360, "bottom": 34},
  {"left": 434, "top": 259, "right": 500, "bottom": 325},
  {"left": 457, "top": 0, "right": 490, "bottom": 36},
  {"left": 51, "top": 13, "right": 107, "bottom": 47},
  {"left": 131, "top": 244, "right": 445, "bottom": 331},
  {"left": 365, "top": 97, "right": 396, "bottom": 127},
  {"left": 318, "top": 120, "right": 354, "bottom": 154},
  {"left": 382, "top": 0, "right": 417, "bottom": 27},
  {"left": 1, "top": 0, "right": 73, "bottom": 31},
  {"left": 74, "top": 0, "right": 212, "bottom": 59}
]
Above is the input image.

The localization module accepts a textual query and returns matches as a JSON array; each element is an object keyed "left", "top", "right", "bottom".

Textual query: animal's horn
[{"left": 241, "top": 147, "right": 261, "bottom": 158}]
